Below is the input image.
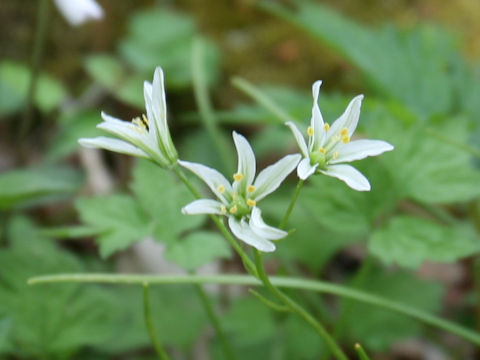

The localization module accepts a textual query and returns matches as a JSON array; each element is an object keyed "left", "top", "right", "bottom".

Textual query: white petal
[
  {"left": 181, "top": 199, "right": 224, "bottom": 215},
  {"left": 54, "top": 0, "right": 103, "bottom": 26},
  {"left": 178, "top": 160, "right": 232, "bottom": 203},
  {"left": 320, "top": 164, "right": 371, "bottom": 191},
  {"left": 311, "top": 80, "right": 326, "bottom": 147},
  {"left": 228, "top": 216, "right": 276, "bottom": 252},
  {"left": 285, "top": 121, "right": 308, "bottom": 157},
  {"left": 101, "top": 111, "right": 125, "bottom": 124},
  {"left": 143, "top": 80, "right": 157, "bottom": 139},
  {"left": 249, "top": 207, "right": 287, "bottom": 240},
  {"left": 232, "top": 132, "right": 256, "bottom": 190},
  {"left": 329, "top": 95, "right": 364, "bottom": 137},
  {"left": 252, "top": 154, "right": 301, "bottom": 201},
  {"left": 78, "top": 137, "right": 149, "bottom": 158},
  {"left": 330, "top": 139, "right": 394, "bottom": 164},
  {"left": 297, "top": 157, "right": 318, "bottom": 180}
]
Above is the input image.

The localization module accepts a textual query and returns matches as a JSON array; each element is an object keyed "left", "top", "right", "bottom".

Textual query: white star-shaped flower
[
  {"left": 79, "top": 67, "right": 178, "bottom": 168},
  {"left": 286, "top": 81, "right": 394, "bottom": 191},
  {"left": 54, "top": 0, "right": 103, "bottom": 26},
  {"left": 179, "top": 132, "right": 301, "bottom": 252}
]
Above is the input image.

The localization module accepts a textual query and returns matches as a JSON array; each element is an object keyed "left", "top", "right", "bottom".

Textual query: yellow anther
[
  {"left": 333, "top": 151, "right": 339, "bottom": 160},
  {"left": 217, "top": 185, "right": 225, "bottom": 194},
  {"left": 318, "top": 147, "right": 326, "bottom": 154},
  {"left": 324, "top": 123, "right": 330, "bottom": 131},
  {"left": 141, "top": 114, "right": 149, "bottom": 126},
  {"left": 247, "top": 199, "right": 256, "bottom": 207},
  {"left": 247, "top": 185, "right": 256, "bottom": 193},
  {"left": 220, "top": 205, "right": 227, "bottom": 214},
  {"left": 229, "top": 205, "right": 238, "bottom": 214},
  {"left": 307, "top": 126, "right": 314, "bottom": 136},
  {"left": 342, "top": 135, "right": 350, "bottom": 144},
  {"left": 340, "top": 128, "right": 348, "bottom": 136},
  {"left": 233, "top": 173, "right": 243, "bottom": 182}
]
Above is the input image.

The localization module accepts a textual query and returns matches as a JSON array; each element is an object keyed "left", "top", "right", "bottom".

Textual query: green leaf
[
  {"left": 0, "top": 61, "right": 67, "bottom": 115},
  {"left": 165, "top": 231, "right": 231, "bottom": 270},
  {"left": 261, "top": 1, "right": 457, "bottom": 117},
  {"left": 131, "top": 160, "right": 204, "bottom": 244},
  {"left": 46, "top": 110, "right": 103, "bottom": 162},
  {"left": 223, "top": 297, "right": 275, "bottom": 346},
  {"left": 342, "top": 267, "right": 444, "bottom": 351},
  {"left": 283, "top": 316, "right": 324, "bottom": 358},
  {"left": 75, "top": 194, "right": 151, "bottom": 257},
  {"left": 84, "top": 55, "right": 144, "bottom": 108},
  {"left": 0, "top": 166, "right": 83, "bottom": 210},
  {"left": 369, "top": 215, "right": 480, "bottom": 268}
]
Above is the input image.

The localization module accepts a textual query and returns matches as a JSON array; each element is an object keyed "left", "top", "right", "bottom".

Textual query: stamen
[
  {"left": 333, "top": 151, "right": 339, "bottom": 160},
  {"left": 342, "top": 135, "right": 350, "bottom": 144},
  {"left": 324, "top": 123, "right": 330, "bottom": 131},
  {"left": 233, "top": 173, "right": 243, "bottom": 182},
  {"left": 247, "top": 185, "right": 256, "bottom": 193},
  {"left": 318, "top": 147, "right": 326, "bottom": 154},
  {"left": 340, "top": 128, "right": 348, "bottom": 136},
  {"left": 247, "top": 199, "right": 256, "bottom": 207},
  {"left": 307, "top": 126, "right": 314, "bottom": 136},
  {"left": 217, "top": 185, "right": 225, "bottom": 193},
  {"left": 220, "top": 205, "right": 227, "bottom": 215},
  {"left": 141, "top": 114, "right": 149, "bottom": 126},
  {"left": 229, "top": 205, "right": 238, "bottom": 214}
]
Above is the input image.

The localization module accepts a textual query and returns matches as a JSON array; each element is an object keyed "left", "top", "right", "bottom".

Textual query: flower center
[
  {"left": 226, "top": 194, "right": 255, "bottom": 219},
  {"left": 308, "top": 127, "right": 349, "bottom": 169},
  {"left": 132, "top": 114, "right": 149, "bottom": 132}
]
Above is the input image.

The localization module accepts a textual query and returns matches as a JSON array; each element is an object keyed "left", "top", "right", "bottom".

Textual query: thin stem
[
  {"left": 27, "top": 273, "right": 480, "bottom": 347},
  {"left": 191, "top": 38, "right": 233, "bottom": 174},
  {"left": 279, "top": 180, "right": 304, "bottom": 229},
  {"left": 231, "top": 77, "right": 297, "bottom": 124},
  {"left": 143, "top": 284, "right": 171, "bottom": 360},
  {"left": 192, "top": 281, "right": 236, "bottom": 360},
  {"left": 254, "top": 250, "right": 348, "bottom": 360},
  {"left": 20, "top": 0, "right": 50, "bottom": 143},
  {"left": 172, "top": 165, "right": 257, "bottom": 276},
  {"left": 354, "top": 343, "right": 372, "bottom": 360}
]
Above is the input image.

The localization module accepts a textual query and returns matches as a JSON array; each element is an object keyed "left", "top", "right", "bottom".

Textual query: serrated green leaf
[
  {"left": 342, "top": 268, "right": 444, "bottom": 350},
  {"left": 131, "top": 160, "right": 204, "bottom": 244},
  {"left": 165, "top": 231, "right": 231, "bottom": 270},
  {"left": 0, "top": 166, "right": 83, "bottom": 210},
  {"left": 75, "top": 194, "right": 151, "bottom": 257},
  {"left": 0, "top": 61, "right": 67, "bottom": 115},
  {"left": 369, "top": 215, "right": 480, "bottom": 268}
]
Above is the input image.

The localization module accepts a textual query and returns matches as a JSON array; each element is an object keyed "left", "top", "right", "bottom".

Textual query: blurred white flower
[
  {"left": 79, "top": 67, "right": 178, "bottom": 168},
  {"left": 53, "top": 0, "right": 103, "bottom": 26},
  {"left": 286, "top": 81, "right": 394, "bottom": 191},
  {"left": 179, "top": 132, "right": 301, "bottom": 252}
]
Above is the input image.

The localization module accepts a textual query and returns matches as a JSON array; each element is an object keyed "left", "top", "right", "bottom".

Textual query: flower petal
[
  {"left": 54, "top": 0, "right": 103, "bottom": 26},
  {"left": 78, "top": 136, "right": 149, "bottom": 158},
  {"left": 181, "top": 199, "right": 224, "bottom": 215},
  {"left": 320, "top": 164, "right": 371, "bottom": 191},
  {"left": 311, "top": 80, "right": 326, "bottom": 147},
  {"left": 228, "top": 216, "right": 276, "bottom": 252},
  {"left": 178, "top": 160, "right": 232, "bottom": 203},
  {"left": 249, "top": 207, "right": 287, "bottom": 240},
  {"left": 232, "top": 132, "right": 256, "bottom": 192},
  {"left": 329, "top": 95, "right": 364, "bottom": 137},
  {"left": 252, "top": 154, "right": 301, "bottom": 201},
  {"left": 285, "top": 121, "right": 308, "bottom": 157},
  {"left": 297, "top": 157, "right": 318, "bottom": 180},
  {"left": 330, "top": 139, "right": 394, "bottom": 164}
]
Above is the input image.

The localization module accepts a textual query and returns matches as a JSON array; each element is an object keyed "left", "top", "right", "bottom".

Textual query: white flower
[
  {"left": 286, "top": 81, "right": 394, "bottom": 191},
  {"left": 179, "top": 132, "right": 301, "bottom": 252},
  {"left": 79, "top": 67, "right": 178, "bottom": 168},
  {"left": 54, "top": 0, "right": 104, "bottom": 26}
]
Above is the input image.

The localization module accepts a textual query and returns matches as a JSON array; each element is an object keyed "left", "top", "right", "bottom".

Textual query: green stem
[
  {"left": 192, "top": 281, "right": 236, "bottom": 360},
  {"left": 143, "top": 284, "right": 171, "bottom": 360},
  {"left": 254, "top": 250, "right": 348, "bottom": 360},
  {"left": 231, "top": 77, "right": 297, "bottom": 124},
  {"left": 20, "top": 0, "right": 50, "bottom": 144},
  {"left": 279, "top": 180, "right": 304, "bottom": 229},
  {"left": 28, "top": 273, "right": 480, "bottom": 347},
  {"left": 191, "top": 38, "right": 233, "bottom": 174},
  {"left": 172, "top": 166, "right": 257, "bottom": 276},
  {"left": 354, "top": 343, "right": 371, "bottom": 360}
]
